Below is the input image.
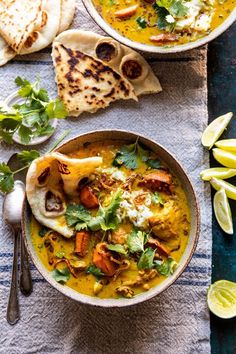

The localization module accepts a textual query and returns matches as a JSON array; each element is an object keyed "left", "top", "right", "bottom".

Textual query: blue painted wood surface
[{"left": 208, "top": 21, "right": 236, "bottom": 354}]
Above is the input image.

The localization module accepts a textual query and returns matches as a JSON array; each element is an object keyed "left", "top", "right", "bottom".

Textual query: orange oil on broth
[{"left": 31, "top": 141, "right": 190, "bottom": 299}]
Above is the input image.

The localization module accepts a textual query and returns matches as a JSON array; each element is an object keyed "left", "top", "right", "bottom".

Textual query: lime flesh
[
  {"left": 210, "top": 178, "right": 236, "bottom": 201},
  {"left": 215, "top": 139, "right": 236, "bottom": 152},
  {"left": 200, "top": 168, "right": 236, "bottom": 181},
  {"left": 207, "top": 280, "right": 236, "bottom": 319},
  {"left": 213, "top": 188, "right": 233, "bottom": 234},
  {"left": 213, "top": 148, "right": 236, "bottom": 168},
  {"left": 201, "top": 112, "right": 233, "bottom": 149}
]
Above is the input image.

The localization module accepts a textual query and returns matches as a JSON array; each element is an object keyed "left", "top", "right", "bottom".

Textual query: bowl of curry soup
[
  {"left": 82, "top": 0, "right": 236, "bottom": 53},
  {"left": 22, "top": 130, "right": 200, "bottom": 307}
]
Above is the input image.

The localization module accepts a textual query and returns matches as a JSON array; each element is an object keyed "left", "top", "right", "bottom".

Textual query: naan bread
[
  {"left": 52, "top": 42, "right": 137, "bottom": 116},
  {"left": 58, "top": 0, "right": 76, "bottom": 33},
  {"left": 20, "top": 0, "right": 61, "bottom": 55},
  {"left": 0, "top": 36, "right": 15, "bottom": 66},
  {"left": 55, "top": 30, "right": 162, "bottom": 96},
  {"left": 26, "top": 152, "right": 103, "bottom": 238},
  {"left": 0, "top": 0, "right": 43, "bottom": 53}
]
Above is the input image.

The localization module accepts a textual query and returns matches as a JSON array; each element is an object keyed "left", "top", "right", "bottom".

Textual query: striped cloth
[{"left": 0, "top": 1, "right": 211, "bottom": 354}]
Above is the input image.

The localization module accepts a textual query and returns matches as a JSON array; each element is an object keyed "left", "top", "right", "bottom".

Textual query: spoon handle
[
  {"left": 20, "top": 232, "right": 33, "bottom": 296},
  {"left": 7, "top": 232, "right": 20, "bottom": 325}
]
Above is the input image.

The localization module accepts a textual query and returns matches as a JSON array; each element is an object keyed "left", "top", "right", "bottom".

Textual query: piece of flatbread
[
  {"left": 58, "top": 0, "right": 76, "bottom": 34},
  {"left": 0, "top": 0, "right": 43, "bottom": 53},
  {"left": 20, "top": 0, "right": 61, "bottom": 55},
  {"left": 0, "top": 36, "right": 15, "bottom": 66},
  {"left": 52, "top": 42, "right": 138, "bottom": 116},
  {"left": 26, "top": 152, "right": 103, "bottom": 238},
  {"left": 55, "top": 30, "right": 162, "bottom": 96}
]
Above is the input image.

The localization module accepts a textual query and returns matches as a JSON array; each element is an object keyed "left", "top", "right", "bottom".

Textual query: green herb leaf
[
  {"left": 136, "top": 17, "right": 147, "bottom": 28},
  {"left": 17, "top": 150, "right": 40, "bottom": 164},
  {"left": 98, "top": 189, "right": 122, "bottom": 231},
  {"left": 107, "top": 244, "right": 128, "bottom": 255},
  {"left": 152, "top": 192, "right": 164, "bottom": 206},
  {"left": 113, "top": 140, "right": 149, "bottom": 170},
  {"left": 56, "top": 251, "right": 65, "bottom": 259},
  {"left": 138, "top": 247, "right": 156, "bottom": 269},
  {"left": 146, "top": 158, "right": 161, "bottom": 169},
  {"left": 154, "top": 257, "right": 177, "bottom": 276},
  {"left": 127, "top": 230, "right": 146, "bottom": 253},
  {"left": 45, "top": 99, "right": 68, "bottom": 119},
  {"left": 0, "top": 163, "right": 14, "bottom": 193},
  {"left": 52, "top": 267, "right": 70, "bottom": 283},
  {"left": 38, "top": 226, "right": 50, "bottom": 237},
  {"left": 18, "top": 124, "right": 32, "bottom": 144},
  {"left": 86, "top": 264, "right": 104, "bottom": 278},
  {"left": 15, "top": 77, "right": 30, "bottom": 87},
  {"left": 65, "top": 204, "right": 91, "bottom": 228}
]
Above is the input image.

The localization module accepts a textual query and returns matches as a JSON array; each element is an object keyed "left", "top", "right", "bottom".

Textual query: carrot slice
[
  {"left": 79, "top": 186, "right": 99, "bottom": 209},
  {"left": 93, "top": 243, "right": 117, "bottom": 276},
  {"left": 114, "top": 5, "right": 138, "bottom": 19},
  {"left": 75, "top": 231, "right": 90, "bottom": 257}
]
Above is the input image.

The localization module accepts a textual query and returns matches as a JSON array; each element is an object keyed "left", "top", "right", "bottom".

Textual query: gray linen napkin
[{"left": 0, "top": 1, "right": 211, "bottom": 353}]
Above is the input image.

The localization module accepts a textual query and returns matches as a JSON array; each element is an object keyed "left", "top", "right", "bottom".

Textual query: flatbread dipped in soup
[
  {"left": 92, "top": 0, "right": 236, "bottom": 46},
  {"left": 28, "top": 140, "right": 190, "bottom": 299}
]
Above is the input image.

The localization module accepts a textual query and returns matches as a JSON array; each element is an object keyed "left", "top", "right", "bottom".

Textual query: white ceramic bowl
[
  {"left": 22, "top": 130, "right": 200, "bottom": 307},
  {"left": 82, "top": 0, "right": 236, "bottom": 53}
]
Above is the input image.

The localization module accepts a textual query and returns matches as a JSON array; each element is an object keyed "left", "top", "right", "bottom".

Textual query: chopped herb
[
  {"left": 127, "top": 230, "right": 147, "bottom": 253},
  {"left": 55, "top": 251, "right": 65, "bottom": 259},
  {"left": 96, "top": 189, "right": 122, "bottom": 231},
  {"left": 52, "top": 267, "right": 70, "bottom": 283},
  {"left": 136, "top": 17, "right": 147, "bottom": 28},
  {"left": 152, "top": 192, "right": 164, "bottom": 206},
  {"left": 0, "top": 163, "right": 14, "bottom": 193},
  {"left": 146, "top": 158, "right": 161, "bottom": 169},
  {"left": 154, "top": 257, "right": 177, "bottom": 276},
  {"left": 107, "top": 244, "right": 128, "bottom": 255},
  {"left": 38, "top": 226, "right": 50, "bottom": 237},
  {"left": 0, "top": 77, "right": 68, "bottom": 144},
  {"left": 86, "top": 265, "right": 104, "bottom": 278},
  {"left": 138, "top": 247, "right": 156, "bottom": 269},
  {"left": 17, "top": 150, "right": 40, "bottom": 164},
  {"left": 65, "top": 204, "right": 91, "bottom": 230}
]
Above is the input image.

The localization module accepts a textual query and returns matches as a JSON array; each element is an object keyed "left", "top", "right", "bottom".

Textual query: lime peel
[
  {"left": 201, "top": 112, "right": 233, "bottom": 150},
  {"left": 200, "top": 167, "right": 236, "bottom": 181},
  {"left": 210, "top": 177, "right": 236, "bottom": 201}
]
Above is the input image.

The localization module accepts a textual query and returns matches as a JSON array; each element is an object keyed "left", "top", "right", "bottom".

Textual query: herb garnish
[
  {"left": 152, "top": 192, "right": 164, "bottom": 206},
  {"left": 154, "top": 257, "right": 177, "bottom": 276},
  {"left": 138, "top": 247, "right": 156, "bottom": 269},
  {"left": 86, "top": 265, "right": 104, "bottom": 278},
  {"left": 52, "top": 267, "right": 70, "bottom": 283},
  {"left": 107, "top": 244, "right": 128, "bottom": 255},
  {"left": 154, "top": 0, "right": 188, "bottom": 31},
  {"left": 38, "top": 226, "right": 50, "bottom": 237},
  {"left": 0, "top": 77, "right": 68, "bottom": 144},
  {"left": 136, "top": 17, "right": 147, "bottom": 29},
  {"left": 127, "top": 229, "right": 148, "bottom": 253}
]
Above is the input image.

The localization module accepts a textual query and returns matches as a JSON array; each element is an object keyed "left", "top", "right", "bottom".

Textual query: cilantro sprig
[
  {"left": 0, "top": 130, "right": 70, "bottom": 193},
  {"left": 0, "top": 77, "right": 68, "bottom": 144},
  {"left": 153, "top": 0, "right": 188, "bottom": 31}
]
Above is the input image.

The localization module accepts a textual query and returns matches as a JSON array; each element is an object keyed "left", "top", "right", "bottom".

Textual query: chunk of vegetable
[
  {"left": 114, "top": 5, "right": 138, "bottom": 19},
  {"left": 74, "top": 230, "right": 90, "bottom": 257},
  {"left": 79, "top": 186, "right": 99, "bottom": 209}
]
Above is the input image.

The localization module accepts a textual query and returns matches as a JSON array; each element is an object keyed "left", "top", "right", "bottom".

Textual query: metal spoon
[
  {"left": 6, "top": 154, "right": 32, "bottom": 297},
  {"left": 3, "top": 181, "right": 25, "bottom": 325}
]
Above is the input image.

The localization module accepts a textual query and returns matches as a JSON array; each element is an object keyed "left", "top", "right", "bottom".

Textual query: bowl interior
[
  {"left": 23, "top": 130, "right": 200, "bottom": 307},
  {"left": 82, "top": 0, "right": 236, "bottom": 54}
]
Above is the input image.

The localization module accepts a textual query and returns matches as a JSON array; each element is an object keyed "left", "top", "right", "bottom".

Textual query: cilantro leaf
[
  {"left": 55, "top": 251, "right": 65, "bottom": 259},
  {"left": 45, "top": 99, "right": 68, "bottom": 119},
  {"left": 0, "top": 163, "right": 14, "bottom": 193},
  {"left": 17, "top": 150, "right": 40, "bottom": 164},
  {"left": 99, "top": 189, "right": 122, "bottom": 231},
  {"left": 52, "top": 267, "right": 70, "bottom": 283},
  {"left": 86, "top": 265, "right": 104, "bottom": 278},
  {"left": 154, "top": 257, "right": 177, "bottom": 276},
  {"left": 127, "top": 230, "right": 146, "bottom": 253},
  {"left": 65, "top": 204, "right": 91, "bottom": 228},
  {"left": 113, "top": 140, "right": 149, "bottom": 170},
  {"left": 136, "top": 17, "right": 147, "bottom": 28},
  {"left": 38, "top": 226, "right": 50, "bottom": 237},
  {"left": 146, "top": 158, "right": 161, "bottom": 169},
  {"left": 152, "top": 192, "right": 164, "bottom": 206},
  {"left": 138, "top": 247, "right": 156, "bottom": 269},
  {"left": 107, "top": 244, "right": 127, "bottom": 255},
  {"left": 15, "top": 77, "right": 30, "bottom": 87},
  {"left": 18, "top": 125, "right": 32, "bottom": 144},
  {"left": 170, "top": 1, "right": 188, "bottom": 17}
]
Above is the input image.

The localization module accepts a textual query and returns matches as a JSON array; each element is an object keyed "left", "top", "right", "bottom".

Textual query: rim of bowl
[
  {"left": 82, "top": 0, "right": 236, "bottom": 54},
  {"left": 22, "top": 129, "right": 200, "bottom": 307}
]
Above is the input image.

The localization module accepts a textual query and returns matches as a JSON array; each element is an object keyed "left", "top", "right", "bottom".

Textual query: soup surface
[
  {"left": 92, "top": 0, "right": 235, "bottom": 46},
  {"left": 31, "top": 140, "right": 190, "bottom": 299}
]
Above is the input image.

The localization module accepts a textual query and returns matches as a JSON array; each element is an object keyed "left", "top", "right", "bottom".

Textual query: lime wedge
[
  {"left": 213, "top": 148, "right": 236, "bottom": 168},
  {"left": 213, "top": 188, "right": 233, "bottom": 234},
  {"left": 215, "top": 139, "right": 236, "bottom": 152},
  {"left": 200, "top": 168, "right": 236, "bottom": 181},
  {"left": 201, "top": 112, "right": 233, "bottom": 149},
  {"left": 210, "top": 178, "right": 236, "bottom": 200},
  {"left": 207, "top": 280, "right": 236, "bottom": 319}
]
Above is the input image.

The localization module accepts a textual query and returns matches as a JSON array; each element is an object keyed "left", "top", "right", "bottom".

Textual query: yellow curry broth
[
  {"left": 93, "top": 0, "right": 235, "bottom": 46},
  {"left": 31, "top": 141, "right": 190, "bottom": 299}
]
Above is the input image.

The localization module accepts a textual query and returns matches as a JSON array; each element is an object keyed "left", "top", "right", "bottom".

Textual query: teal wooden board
[{"left": 208, "top": 21, "right": 236, "bottom": 354}]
